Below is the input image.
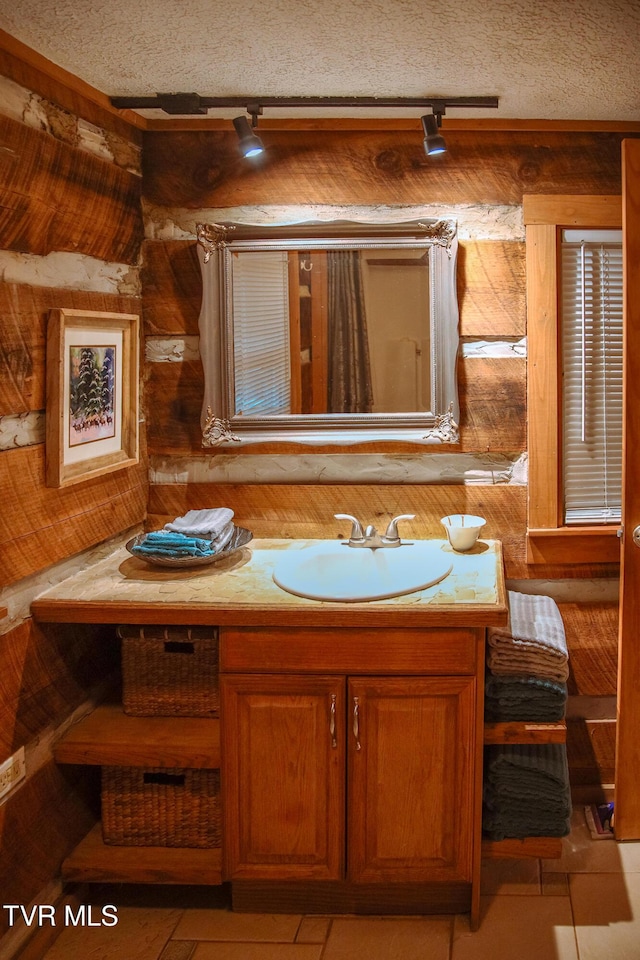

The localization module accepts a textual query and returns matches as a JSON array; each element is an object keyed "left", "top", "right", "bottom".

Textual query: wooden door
[
  {"left": 347, "top": 676, "right": 476, "bottom": 883},
  {"left": 221, "top": 674, "right": 345, "bottom": 879},
  {"left": 615, "top": 138, "right": 640, "bottom": 838}
]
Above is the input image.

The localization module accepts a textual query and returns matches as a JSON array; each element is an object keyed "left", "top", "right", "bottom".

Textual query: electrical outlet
[{"left": 0, "top": 747, "right": 26, "bottom": 802}]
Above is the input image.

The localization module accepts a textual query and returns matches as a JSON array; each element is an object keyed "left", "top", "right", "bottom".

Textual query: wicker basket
[
  {"left": 101, "top": 766, "right": 221, "bottom": 848},
  {"left": 119, "top": 625, "right": 219, "bottom": 717}
]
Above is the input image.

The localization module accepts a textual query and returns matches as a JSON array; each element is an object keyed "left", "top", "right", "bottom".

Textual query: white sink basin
[{"left": 272, "top": 541, "right": 453, "bottom": 602}]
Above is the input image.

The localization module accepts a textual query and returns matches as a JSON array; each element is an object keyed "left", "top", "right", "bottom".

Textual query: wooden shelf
[
  {"left": 62, "top": 824, "right": 223, "bottom": 885},
  {"left": 484, "top": 721, "right": 567, "bottom": 745},
  {"left": 482, "top": 836, "right": 563, "bottom": 859},
  {"left": 54, "top": 704, "right": 220, "bottom": 768}
]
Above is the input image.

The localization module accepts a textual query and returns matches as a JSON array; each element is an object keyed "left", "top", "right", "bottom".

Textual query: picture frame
[{"left": 46, "top": 308, "right": 140, "bottom": 487}]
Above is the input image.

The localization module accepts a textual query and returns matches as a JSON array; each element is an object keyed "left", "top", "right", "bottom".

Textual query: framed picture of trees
[{"left": 46, "top": 309, "right": 139, "bottom": 487}]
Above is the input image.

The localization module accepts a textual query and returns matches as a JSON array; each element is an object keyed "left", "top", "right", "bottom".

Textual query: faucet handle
[
  {"left": 383, "top": 514, "right": 416, "bottom": 541},
  {"left": 334, "top": 514, "right": 365, "bottom": 541}
]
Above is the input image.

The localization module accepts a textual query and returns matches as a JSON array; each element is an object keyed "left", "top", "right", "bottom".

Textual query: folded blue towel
[
  {"left": 132, "top": 531, "right": 215, "bottom": 558},
  {"left": 143, "top": 532, "right": 208, "bottom": 546}
]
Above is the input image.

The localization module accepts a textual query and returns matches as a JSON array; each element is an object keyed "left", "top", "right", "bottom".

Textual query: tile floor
[{"left": 39, "top": 809, "right": 640, "bottom": 960}]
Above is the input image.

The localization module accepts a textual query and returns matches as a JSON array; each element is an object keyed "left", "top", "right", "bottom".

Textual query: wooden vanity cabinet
[
  {"left": 222, "top": 674, "right": 475, "bottom": 886},
  {"left": 220, "top": 625, "right": 481, "bottom": 911},
  {"left": 33, "top": 538, "right": 565, "bottom": 922},
  {"left": 221, "top": 674, "right": 346, "bottom": 880},
  {"left": 348, "top": 676, "right": 476, "bottom": 885}
]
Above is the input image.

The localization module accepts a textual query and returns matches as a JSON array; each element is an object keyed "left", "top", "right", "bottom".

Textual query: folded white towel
[
  {"left": 490, "top": 591, "right": 568, "bottom": 655},
  {"left": 212, "top": 522, "right": 235, "bottom": 552},
  {"left": 487, "top": 591, "right": 569, "bottom": 683},
  {"left": 165, "top": 507, "right": 234, "bottom": 541}
]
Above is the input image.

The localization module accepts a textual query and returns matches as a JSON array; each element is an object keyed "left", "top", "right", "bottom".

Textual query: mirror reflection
[
  {"left": 231, "top": 246, "right": 431, "bottom": 418},
  {"left": 197, "top": 218, "right": 460, "bottom": 446}
]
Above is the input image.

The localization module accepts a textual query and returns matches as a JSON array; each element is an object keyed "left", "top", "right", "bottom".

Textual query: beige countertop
[{"left": 31, "top": 538, "right": 508, "bottom": 628}]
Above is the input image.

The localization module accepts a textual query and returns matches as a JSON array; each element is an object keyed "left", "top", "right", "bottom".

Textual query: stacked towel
[
  {"left": 487, "top": 591, "right": 569, "bottom": 683},
  {"left": 164, "top": 508, "right": 235, "bottom": 551},
  {"left": 482, "top": 593, "right": 571, "bottom": 840},
  {"left": 482, "top": 743, "right": 572, "bottom": 841},
  {"left": 132, "top": 531, "right": 216, "bottom": 558},
  {"left": 484, "top": 674, "right": 568, "bottom": 722}
]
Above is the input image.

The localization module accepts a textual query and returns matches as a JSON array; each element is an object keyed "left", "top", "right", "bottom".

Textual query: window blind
[
  {"left": 561, "top": 230, "right": 623, "bottom": 525},
  {"left": 232, "top": 251, "right": 291, "bottom": 416}
]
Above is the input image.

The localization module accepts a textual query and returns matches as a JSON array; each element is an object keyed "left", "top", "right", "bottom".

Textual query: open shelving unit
[
  {"left": 483, "top": 720, "right": 567, "bottom": 745},
  {"left": 54, "top": 704, "right": 223, "bottom": 885},
  {"left": 481, "top": 718, "right": 567, "bottom": 859},
  {"left": 61, "top": 824, "right": 223, "bottom": 885},
  {"left": 56, "top": 706, "right": 568, "bottom": 880}
]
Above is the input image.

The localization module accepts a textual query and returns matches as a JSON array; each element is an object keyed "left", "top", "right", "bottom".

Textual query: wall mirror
[{"left": 197, "top": 218, "right": 460, "bottom": 445}]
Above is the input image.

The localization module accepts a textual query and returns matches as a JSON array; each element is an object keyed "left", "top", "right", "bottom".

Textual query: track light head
[
  {"left": 421, "top": 113, "right": 447, "bottom": 156},
  {"left": 232, "top": 115, "right": 265, "bottom": 158}
]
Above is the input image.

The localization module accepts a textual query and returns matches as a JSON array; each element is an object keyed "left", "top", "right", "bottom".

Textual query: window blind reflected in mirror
[{"left": 232, "top": 251, "right": 291, "bottom": 416}]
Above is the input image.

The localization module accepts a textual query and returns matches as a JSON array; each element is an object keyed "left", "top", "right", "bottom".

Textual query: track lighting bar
[{"left": 110, "top": 93, "right": 499, "bottom": 115}]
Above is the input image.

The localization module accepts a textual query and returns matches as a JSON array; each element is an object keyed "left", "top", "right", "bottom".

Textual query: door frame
[{"left": 615, "top": 137, "right": 640, "bottom": 839}]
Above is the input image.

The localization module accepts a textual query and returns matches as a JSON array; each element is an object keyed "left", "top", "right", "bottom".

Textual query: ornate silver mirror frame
[{"left": 197, "top": 218, "right": 460, "bottom": 446}]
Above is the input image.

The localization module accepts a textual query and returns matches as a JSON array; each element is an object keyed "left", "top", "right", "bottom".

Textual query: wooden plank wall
[
  {"left": 142, "top": 129, "right": 625, "bottom": 207},
  {"left": 0, "top": 54, "right": 632, "bottom": 943},
  {"left": 142, "top": 127, "right": 629, "bottom": 794},
  {"left": 0, "top": 620, "right": 117, "bottom": 939},
  {"left": 0, "top": 119, "right": 148, "bottom": 586},
  {"left": 141, "top": 127, "right": 628, "bottom": 574},
  {"left": 0, "top": 58, "right": 146, "bottom": 951}
]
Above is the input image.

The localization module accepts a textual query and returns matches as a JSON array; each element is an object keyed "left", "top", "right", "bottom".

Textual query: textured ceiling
[{"left": 0, "top": 0, "right": 639, "bottom": 121}]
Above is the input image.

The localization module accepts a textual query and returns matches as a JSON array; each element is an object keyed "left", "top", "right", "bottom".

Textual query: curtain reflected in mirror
[{"left": 327, "top": 250, "right": 373, "bottom": 414}]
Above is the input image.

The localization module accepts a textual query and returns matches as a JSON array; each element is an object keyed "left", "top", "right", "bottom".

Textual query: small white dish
[{"left": 440, "top": 514, "right": 486, "bottom": 552}]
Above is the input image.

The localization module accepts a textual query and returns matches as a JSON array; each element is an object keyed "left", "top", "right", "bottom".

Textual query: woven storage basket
[
  {"left": 119, "top": 625, "right": 219, "bottom": 717},
  {"left": 101, "top": 766, "right": 221, "bottom": 848}
]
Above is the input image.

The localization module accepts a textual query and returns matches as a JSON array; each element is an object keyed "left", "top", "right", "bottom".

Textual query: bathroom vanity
[{"left": 32, "top": 538, "right": 564, "bottom": 928}]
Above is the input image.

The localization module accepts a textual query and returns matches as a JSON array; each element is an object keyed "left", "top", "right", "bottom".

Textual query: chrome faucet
[{"left": 334, "top": 514, "right": 415, "bottom": 548}]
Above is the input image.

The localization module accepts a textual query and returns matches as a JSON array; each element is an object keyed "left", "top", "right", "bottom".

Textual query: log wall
[
  {"left": 142, "top": 126, "right": 632, "bottom": 796},
  {"left": 140, "top": 125, "right": 630, "bottom": 573},
  {"left": 0, "top": 102, "right": 147, "bottom": 588},
  {"left": 142, "top": 129, "right": 625, "bottom": 207},
  {"left": 0, "top": 58, "right": 145, "bottom": 954},
  {"left": 0, "top": 42, "right": 635, "bottom": 949}
]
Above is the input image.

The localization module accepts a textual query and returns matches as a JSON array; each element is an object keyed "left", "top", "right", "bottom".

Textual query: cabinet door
[
  {"left": 348, "top": 676, "right": 476, "bottom": 884},
  {"left": 221, "top": 674, "right": 345, "bottom": 880}
]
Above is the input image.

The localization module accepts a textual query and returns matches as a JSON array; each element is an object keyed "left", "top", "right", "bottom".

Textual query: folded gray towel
[
  {"left": 487, "top": 591, "right": 569, "bottom": 682},
  {"left": 483, "top": 804, "right": 571, "bottom": 840},
  {"left": 165, "top": 508, "right": 234, "bottom": 540},
  {"left": 482, "top": 743, "right": 572, "bottom": 840},
  {"left": 484, "top": 673, "right": 567, "bottom": 722},
  {"left": 212, "top": 522, "right": 235, "bottom": 552}
]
